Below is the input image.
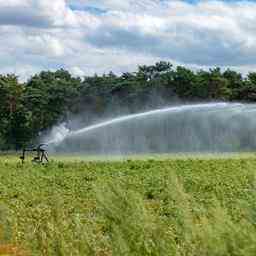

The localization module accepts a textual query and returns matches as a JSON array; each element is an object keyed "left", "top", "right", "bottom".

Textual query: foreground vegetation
[
  {"left": 2, "top": 61, "right": 256, "bottom": 149},
  {"left": 1, "top": 156, "right": 256, "bottom": 255}
]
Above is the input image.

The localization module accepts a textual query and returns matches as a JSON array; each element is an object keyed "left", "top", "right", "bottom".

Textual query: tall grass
[{"left": 1, "top": 158, "right": 256, "bottom": 255}]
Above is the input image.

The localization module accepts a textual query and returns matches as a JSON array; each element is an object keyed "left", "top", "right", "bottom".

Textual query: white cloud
[
  {"left": 0, "top": 0, "right": 30, "bottom": 7},
  {"left": 27, "top": 34, "right": 65, "bottom": 57},
  {"left": 85, "top": 0, "right": 256, "bottom": 66},
  {"left": 70, "top": 66, "right": 86, "bottom": 77},
  {"left": 0, "top": 0, "right": 256, "bottom": 80},
  {"left": 0, "top": 0, "right": 80, "bottom": 27}
]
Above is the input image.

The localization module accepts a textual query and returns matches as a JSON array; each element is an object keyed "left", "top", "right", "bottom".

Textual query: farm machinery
[{"left": 20, "top": 144, "right": 49, "bottom": 164}]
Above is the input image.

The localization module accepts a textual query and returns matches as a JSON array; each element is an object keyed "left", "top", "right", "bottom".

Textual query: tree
[
  {"left": 1, "top": 62, "right": 256, "bottom": 150},
  {"left": 223, "top": 69, "right": 243, "bottom": 89},
  {"left": 207, "top": 68, "right": 231, "bottom": 100},
  {"left": 248, "top": 72, "right": 256, "bottom": 86},
  {"left": 24, "top": 69, "right": 81, "bottom": 138},
  {"left": 0, "top": 74, "right": 31, "bottom": 149},
  {"left": 171, "top": 66, "right": 196, "bottom": 98},
  {"left": 137, "top": 62, "right": 172, "bottom": 82}
]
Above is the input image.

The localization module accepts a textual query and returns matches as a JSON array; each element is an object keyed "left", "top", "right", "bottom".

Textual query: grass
[
  {"left": 1, "top": 154, "right": 256, "bottom": 255},
  {"left": 3, "top": 151, "right": 256, "bottom": 163}
]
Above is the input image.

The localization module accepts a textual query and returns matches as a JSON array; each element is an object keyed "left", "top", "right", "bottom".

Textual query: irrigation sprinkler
[{"left": 20, "top": 144, "right": 49, "bottom": 164}]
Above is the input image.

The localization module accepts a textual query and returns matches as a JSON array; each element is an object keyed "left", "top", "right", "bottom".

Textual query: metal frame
[{"left": 20, "top": 144, "right": 49, "bottom": 164}]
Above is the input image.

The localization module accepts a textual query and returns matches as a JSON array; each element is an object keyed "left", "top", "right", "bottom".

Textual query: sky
[{"left": 0, "top": 0, "right": 256, "bottom": 81}]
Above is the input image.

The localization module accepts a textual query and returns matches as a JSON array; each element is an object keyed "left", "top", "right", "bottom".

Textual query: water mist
[{"left": 43, "top": 102, "right": 256, "bottom": 155}]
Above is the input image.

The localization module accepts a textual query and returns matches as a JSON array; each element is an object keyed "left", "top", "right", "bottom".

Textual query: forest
[{"left": 1, "top": 61, "right": 256, "bottom": 150}]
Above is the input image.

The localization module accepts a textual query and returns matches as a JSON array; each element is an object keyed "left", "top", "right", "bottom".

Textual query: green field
[{"left": 1, "top": 155, "right": 256, "bottom": 255}]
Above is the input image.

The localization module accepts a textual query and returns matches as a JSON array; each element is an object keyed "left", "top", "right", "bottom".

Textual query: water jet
[{"left": 44, "top": 102, "right": 256, "bottom": 155}]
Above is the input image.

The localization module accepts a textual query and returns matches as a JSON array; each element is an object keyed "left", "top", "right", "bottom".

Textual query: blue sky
[{"left": 0, "top": 0, "right": 255, "bottom": 80}]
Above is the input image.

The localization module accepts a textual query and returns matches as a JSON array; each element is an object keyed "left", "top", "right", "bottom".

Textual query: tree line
[{"left": 1, "top": 61, "right": 256, "bottom": 150}]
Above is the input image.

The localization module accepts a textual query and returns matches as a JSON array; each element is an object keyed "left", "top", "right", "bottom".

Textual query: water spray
[
  {"left": 43, "top": 102, "right": 256, "bottom": 154},
  {"left": 46, "top": 103, "right": 231, "bottom": 146}
]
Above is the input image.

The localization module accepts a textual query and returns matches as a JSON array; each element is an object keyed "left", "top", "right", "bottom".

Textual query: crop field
[{"left": 1, "top": 155, "right": 256, "bottom": 255}]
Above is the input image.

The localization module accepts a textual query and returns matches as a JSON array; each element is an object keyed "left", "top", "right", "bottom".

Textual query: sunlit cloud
[{"left": 0, "top": 0, "right": 255, "bottom": 80}]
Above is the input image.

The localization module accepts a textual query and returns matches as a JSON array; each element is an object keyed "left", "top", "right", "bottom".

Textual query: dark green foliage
[
  {"left": 1, "top": 62, "right": 256, "bottom": 149},
  {"left": 0, "top": 75, "right": 30, "bottom": 150},
  {"left": 24, "top": 69, "right": 81, "bottom": 135}
]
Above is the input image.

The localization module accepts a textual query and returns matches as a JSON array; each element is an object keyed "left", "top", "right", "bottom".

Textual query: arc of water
[
  {"left": 70, "top": 103, "right": 230, "bottom": 136},
  {"left": 46, "top": 102, "right": 241, "bottom": 146}
]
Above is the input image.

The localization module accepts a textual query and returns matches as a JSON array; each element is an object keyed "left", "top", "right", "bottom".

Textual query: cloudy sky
[{"left": 0, "top": 0, "right": 256, "bottom": 80}]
